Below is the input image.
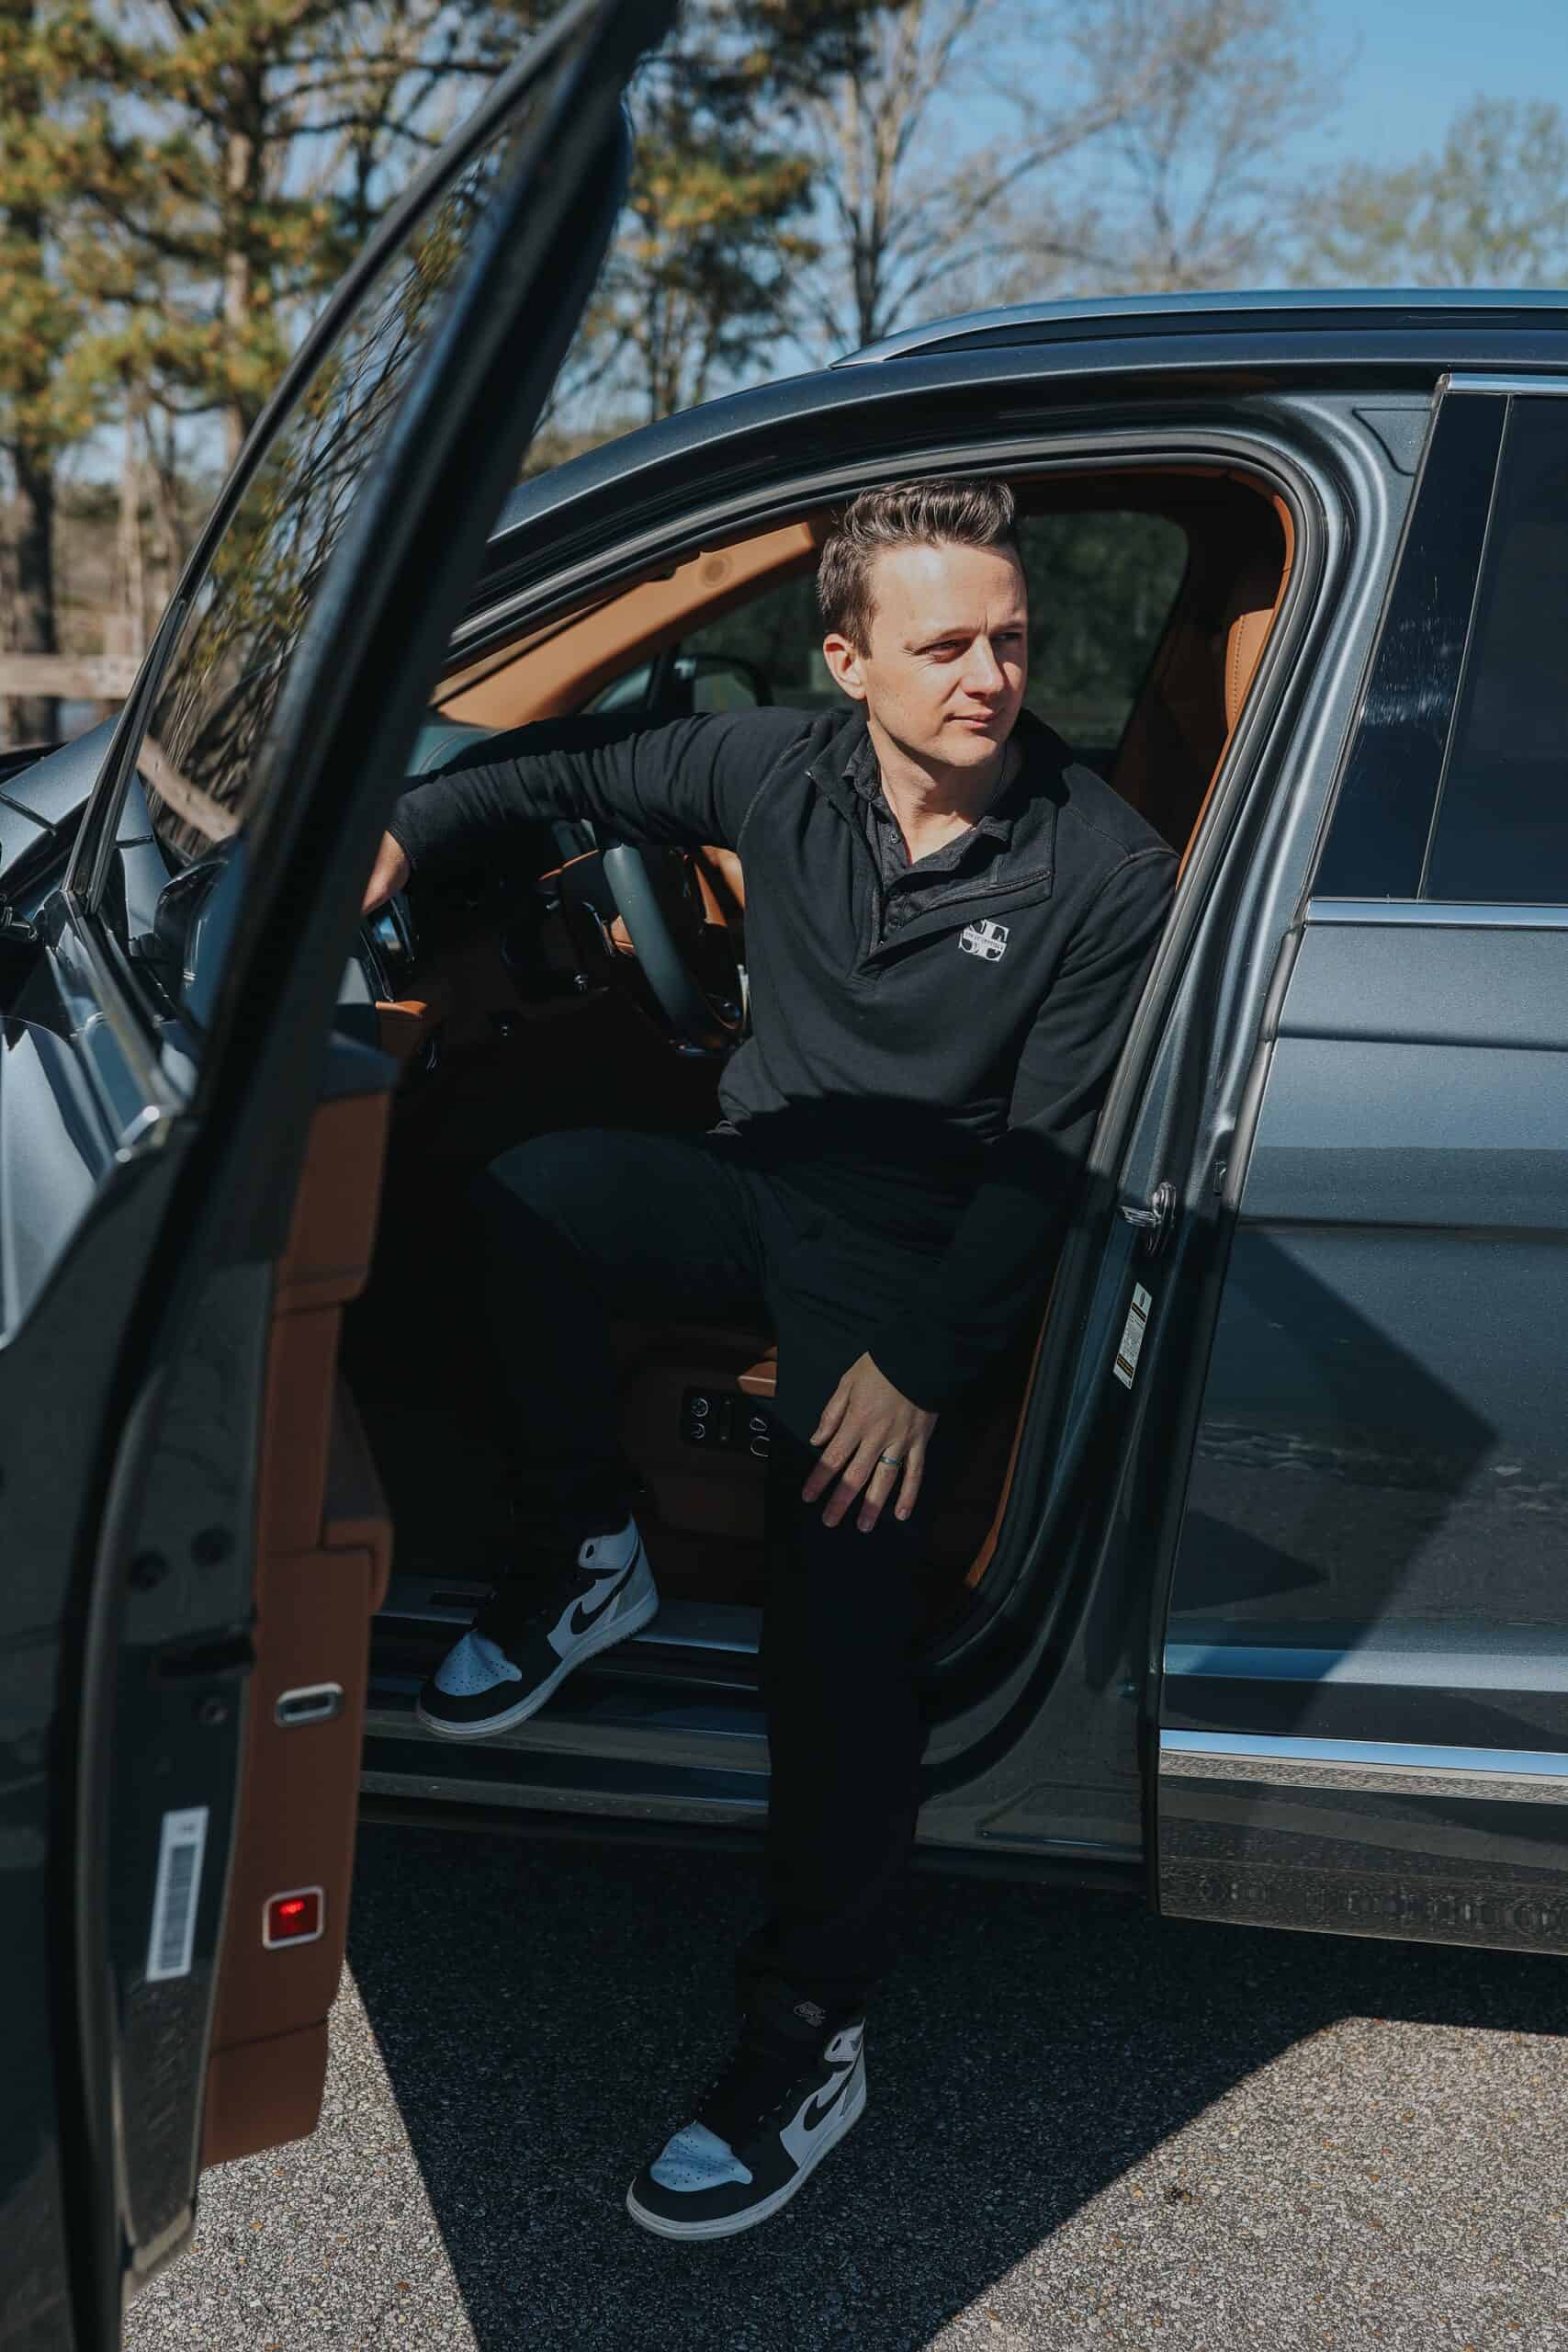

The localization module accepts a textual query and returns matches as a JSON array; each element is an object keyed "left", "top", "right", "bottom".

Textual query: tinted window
[
  {"left": 1016, "top": 510, "right": 1188, "bottom": 757},
  {"left": 1423, "top": 400, "right": 1568, "bottom": 903},
  {"left": 132, "top": 97, "right": 547, "bottom": 873},
  {"left": 682, "top": 571, "right": 838, "bottom": 709},
  {"left": 1311, "top": 395, "right": 1500, "bottom": 901}
]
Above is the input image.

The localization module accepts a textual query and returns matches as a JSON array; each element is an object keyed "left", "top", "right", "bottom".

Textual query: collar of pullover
[{"left": 840, "top": 717, "right": 1021, "bottom": 856}]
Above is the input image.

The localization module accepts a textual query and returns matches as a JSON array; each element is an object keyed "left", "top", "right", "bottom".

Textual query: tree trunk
[
  {"left": 1, "top": 0, "right": 59, "bottom": 743},
  {"left": 222, "top": 126, "right": 257, "bottom": 471},
  {"left": 117, "top": 395, "right": 147, "bottom": 655},
  {"left": 6, "top": 431, "right": 58, "bottom": 746}
]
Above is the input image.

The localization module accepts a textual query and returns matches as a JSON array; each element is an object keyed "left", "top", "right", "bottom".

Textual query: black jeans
[{"left": 468, "top": 1126, "right": 964, "bottom": 2018}]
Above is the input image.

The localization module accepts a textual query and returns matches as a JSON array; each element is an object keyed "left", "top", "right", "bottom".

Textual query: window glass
[
  {"left": 131, "top": 91, "right": 553, "bottom": 877},
  {"left": 1424, "top": 400, "right": 1568, "bottom": 904},
  {"left": 682, "top": 571, "right": 835, "bottom": 708},
  {"left": 674, "top": 509, "right": 1189, "bottom": 763},
  {"left": 1015, "top": 511, "right": 1188, "bottom": 757}
]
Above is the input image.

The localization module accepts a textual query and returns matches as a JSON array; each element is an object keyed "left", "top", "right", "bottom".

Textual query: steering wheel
[{"left": 601, "top": 842, "right": 746, "bottom": 1053}]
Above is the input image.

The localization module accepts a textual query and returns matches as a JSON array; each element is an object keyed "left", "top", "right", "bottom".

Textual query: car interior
[
  {"left": 344, "top": 460, "right": 1292, "bottom": 1638},
  {"left": 203, "top": 458, "right": 1292, "bottom": 2163}
]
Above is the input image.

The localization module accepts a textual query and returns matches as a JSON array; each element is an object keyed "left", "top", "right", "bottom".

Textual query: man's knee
[{"left": 468, "top": 1128, "right": 608, "bottom": 1239}]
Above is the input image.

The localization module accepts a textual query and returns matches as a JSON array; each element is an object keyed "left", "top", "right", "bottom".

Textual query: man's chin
[{"left": 944, "top": 721, "right": 1010, "bottom": 759}]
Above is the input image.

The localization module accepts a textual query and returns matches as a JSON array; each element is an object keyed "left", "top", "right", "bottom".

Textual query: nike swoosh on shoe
[
  {"left": 801, "top": 2073, "right": 852, "bottom": 2133},
  {"left": 569, "top": 1544, "right": 642, "bottom": 1637}
]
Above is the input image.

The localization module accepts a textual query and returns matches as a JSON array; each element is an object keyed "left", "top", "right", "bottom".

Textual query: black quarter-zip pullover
[{"left": 388, "top": 703, "right": 1175, "bottom": 1409}]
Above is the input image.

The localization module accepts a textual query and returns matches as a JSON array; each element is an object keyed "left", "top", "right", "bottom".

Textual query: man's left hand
[{"left": 802, "top": 1353, "right": 939, "bottom": 1532}]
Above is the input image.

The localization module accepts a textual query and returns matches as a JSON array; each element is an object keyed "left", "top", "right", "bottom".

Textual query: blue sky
[{"left": 1303, "top": 0, "right": 1564, "bottom": 163}]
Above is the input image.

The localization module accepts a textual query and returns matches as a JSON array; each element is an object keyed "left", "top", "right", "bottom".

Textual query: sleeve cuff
[{"left": 866, "top": 1321, "right": 965, "bottom": 1415}]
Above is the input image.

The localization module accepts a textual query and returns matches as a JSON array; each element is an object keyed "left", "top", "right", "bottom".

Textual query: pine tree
[
  {"left": 554, "top": 0, "right": 884, "bottom": 430},
  {"left": 0, "top": 0, "right": 96, "bottom": 741}
]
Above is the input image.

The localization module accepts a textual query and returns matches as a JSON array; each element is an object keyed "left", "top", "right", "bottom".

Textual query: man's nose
[{"left": 964, "top": 637, "right": 1006, "bottom": 695}]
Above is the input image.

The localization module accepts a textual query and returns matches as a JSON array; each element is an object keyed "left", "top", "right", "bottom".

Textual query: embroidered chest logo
[{"left": 959, "top": 919, "right": 1010, "bottom": 963}]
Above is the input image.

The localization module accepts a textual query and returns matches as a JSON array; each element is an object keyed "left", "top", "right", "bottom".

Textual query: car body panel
[{"left": 1156, "top": 381, "right": 1568, "bottom": 1952}]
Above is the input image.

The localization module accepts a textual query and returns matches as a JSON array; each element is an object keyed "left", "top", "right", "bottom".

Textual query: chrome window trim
[
  {"left": 1306, "top": 897, "right": 1568, "bottom": 931},
  {"left": 1166, "top": 1635, "right": 1568, "bottom": 1693},
  {"left": 1161, "top": 1728, "right": 1568, "bottom": 1804},
  {"left": 1445, "top": 372, "right": 1568, "bottom": 397}
]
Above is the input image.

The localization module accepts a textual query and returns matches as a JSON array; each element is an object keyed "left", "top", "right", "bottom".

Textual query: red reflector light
[{"left": 263, "top": 1886, "right": 324, "bottom": 1947}]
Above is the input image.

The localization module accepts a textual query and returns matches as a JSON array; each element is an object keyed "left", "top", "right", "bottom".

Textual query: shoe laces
[
  {"left": 475, "top": 1514, "right": 627, "bottom": 1648},
  {"left": 695, "top": 2029, "right": 814, "bottom": 2149}
]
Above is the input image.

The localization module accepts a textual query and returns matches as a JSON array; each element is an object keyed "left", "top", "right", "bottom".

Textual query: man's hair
[{"left": 817, "top": 477, "right": 1019, "bottom": 652}]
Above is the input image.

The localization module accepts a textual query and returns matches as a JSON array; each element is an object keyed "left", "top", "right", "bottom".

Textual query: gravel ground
[{"left": 124, "top": 1821, "right": 1568, "bottom": 2352}]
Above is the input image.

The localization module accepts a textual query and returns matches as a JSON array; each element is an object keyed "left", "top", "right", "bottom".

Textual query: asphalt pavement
[{"left": 124, "top": 1821, "right": 1568, "bottom": 2351}]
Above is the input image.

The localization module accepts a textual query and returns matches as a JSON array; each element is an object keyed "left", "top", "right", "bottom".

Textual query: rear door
[
  {"left": 0, "top": 4, "right": 669, "bottom": 2340},
  {"left": 1157, "top": 379, "right": 1568, "bottom": 1954}
]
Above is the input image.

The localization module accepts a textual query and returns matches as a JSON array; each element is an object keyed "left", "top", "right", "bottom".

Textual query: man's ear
[{"left": 821, "top": 631, "right": 868, "bottom": 703}]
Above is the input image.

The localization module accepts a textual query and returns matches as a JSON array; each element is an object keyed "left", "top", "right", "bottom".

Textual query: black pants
[{"left": 468, "top": 1126, "right": 964, "bottom": 2018}]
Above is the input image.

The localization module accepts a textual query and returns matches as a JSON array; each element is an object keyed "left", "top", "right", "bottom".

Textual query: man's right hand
[{"left": 363, "top": 831, "right": 411, "bottom": 913}]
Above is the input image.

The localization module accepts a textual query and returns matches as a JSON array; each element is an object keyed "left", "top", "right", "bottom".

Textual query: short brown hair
[{"left": 817, "top": 476, "right": 1019, "bottom": 651}]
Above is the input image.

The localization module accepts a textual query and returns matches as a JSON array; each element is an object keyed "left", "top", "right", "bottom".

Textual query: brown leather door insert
[{"left": 201, "top": 1091, "right": 392, "bottom": 2168}]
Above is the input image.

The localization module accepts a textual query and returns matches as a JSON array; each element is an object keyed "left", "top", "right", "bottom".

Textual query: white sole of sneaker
[
  {"left": 623, "top": 2064, "right": 866, "bottom": 2241},
  {"left": 414, "top": 1579, "right": 660, "bottom": 1742}
]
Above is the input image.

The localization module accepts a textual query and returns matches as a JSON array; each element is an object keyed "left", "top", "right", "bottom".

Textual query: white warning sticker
[
  {"left": 1112, "top": 1283, "right": 1153, "bottom": 1389},
  {"left": 145, "top": 1806, "right": 209, "bottom": 1984}
]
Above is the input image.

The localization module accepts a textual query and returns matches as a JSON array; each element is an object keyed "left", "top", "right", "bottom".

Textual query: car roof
[
  {"left": 839, "top": 287, "right": 1568, "bottom": 365},
  {"left": 472, "top": 285, "right": 1567, "bottom": 619}
]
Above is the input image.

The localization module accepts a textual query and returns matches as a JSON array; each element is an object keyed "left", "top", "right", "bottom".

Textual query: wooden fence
[{"left": 0, "top": 652, "right": 141, "bottom": 701}]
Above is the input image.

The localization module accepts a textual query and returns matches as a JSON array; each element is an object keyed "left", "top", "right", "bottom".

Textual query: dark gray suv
[{"left": 4, "top": 0, "right": 1566, "bottom": 2328}]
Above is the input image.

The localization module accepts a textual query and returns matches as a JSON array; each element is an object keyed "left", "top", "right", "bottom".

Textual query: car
[{"left": 4, "top": 0, "right": 1568, "bottom": 2323}]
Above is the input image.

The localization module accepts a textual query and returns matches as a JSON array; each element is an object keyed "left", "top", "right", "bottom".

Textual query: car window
[
  {"left": 681, "top": 572, "right": 837, "bottom": 709},
  {"left": 641, "top": 509, "right": 1189, "bottom": 763},
  {"left": 1422, "top": 398, "right": 1568, "bottom": 904},
  {"left": 99, "top": 42, "right": 579, "bottom": 944},
  {"left": 1015, "top": 511, "right": 1188, "bottom": 759}
]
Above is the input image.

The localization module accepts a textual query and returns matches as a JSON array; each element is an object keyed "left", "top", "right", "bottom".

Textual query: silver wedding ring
[{"left": 877, "top": 1450, "right": 904, "bottom": 1469}]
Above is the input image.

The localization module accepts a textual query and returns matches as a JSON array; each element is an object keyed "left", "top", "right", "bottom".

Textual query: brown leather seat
[
  {"left": 1218, "top": 551, "right": 1285, "bottom": 736},
  {"left": 1176, "top": 539, "right": 1291, "bottom": 880}
]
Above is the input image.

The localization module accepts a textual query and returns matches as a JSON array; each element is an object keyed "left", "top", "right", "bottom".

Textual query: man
[{"left": 363, "top": 478, "right": 1175, "bottom": 2239}]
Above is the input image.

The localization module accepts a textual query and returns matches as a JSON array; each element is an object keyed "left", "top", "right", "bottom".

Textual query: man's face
[{"left": 822, "top": 539, "right": 1028, "bottom": 773}]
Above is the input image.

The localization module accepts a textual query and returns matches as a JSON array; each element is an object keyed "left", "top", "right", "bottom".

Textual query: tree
[
  {"left": 784, "top": 0, "right": 1122, "bottom": 359},
  {"left": 62, "top": 2, "right": 557, "bottom": 474},
  {"left": 555, "top": 2, "right": 883, "bottom": 426},
  {"left": 0, "top": 0, "right": 96, "bottom": 741},
  {"left": 1032, "top": 0, "right": 1339, "bottom": 296},
  {"left": 783, "top": 0, "right": 1337, "bottom": 367},
  {"left": 1295, "top": 97, "right": 1568, "bottom": 288}
]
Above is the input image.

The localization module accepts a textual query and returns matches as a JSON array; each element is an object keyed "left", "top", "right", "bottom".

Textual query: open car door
[{"left": 0, "top": 3, "right": 671, "bottom": 2339}]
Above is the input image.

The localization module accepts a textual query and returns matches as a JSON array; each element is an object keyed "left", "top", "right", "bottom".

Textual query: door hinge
[
  {"left": 1120, "top": 1179, "right": 1176, "bottom": 1257},
  {"left": 0, "top": 899, "right": 38, "bottom": 957}
]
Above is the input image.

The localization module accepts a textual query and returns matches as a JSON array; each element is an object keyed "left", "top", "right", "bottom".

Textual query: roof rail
[{"left": 836, "top": 288, "right": 1568, "bottom": 367}]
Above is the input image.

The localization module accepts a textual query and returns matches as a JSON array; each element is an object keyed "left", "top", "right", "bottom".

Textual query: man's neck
[{"left": 865, "top": 712, "right": 1019, "bottom": 861}]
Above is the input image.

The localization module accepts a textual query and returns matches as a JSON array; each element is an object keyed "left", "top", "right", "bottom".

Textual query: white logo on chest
[{"left": 959, "top": 919, "right": 1010, "bottom": 963}]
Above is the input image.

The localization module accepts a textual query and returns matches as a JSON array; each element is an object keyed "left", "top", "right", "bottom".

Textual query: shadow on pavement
[{"left": 346, "top": 1820, "right": 1565, "bottom": 2352}]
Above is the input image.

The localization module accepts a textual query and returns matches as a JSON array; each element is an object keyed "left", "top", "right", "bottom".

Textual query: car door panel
[
  {"left": 0, "top": 2, "right": 667, "bottom": 2332},
  {"left": 1157, "top": 384, "right": 1568, "bottom": 1954},
  {"left": 200, "top": 1084, "right": 392, "bottom": 2168}
]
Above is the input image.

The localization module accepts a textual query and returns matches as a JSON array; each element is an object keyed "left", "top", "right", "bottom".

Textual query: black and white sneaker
[
  {"left": 415, "top": 1516, "right": 657, "bottom": 1739},
  {"left": 626, "top": 1981, "right": 866, "bottom": 2240}
]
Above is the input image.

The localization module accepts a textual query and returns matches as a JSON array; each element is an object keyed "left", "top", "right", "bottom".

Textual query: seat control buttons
[{"left": 682, "top": 1386, "right": 772, "bottom": 1458}]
